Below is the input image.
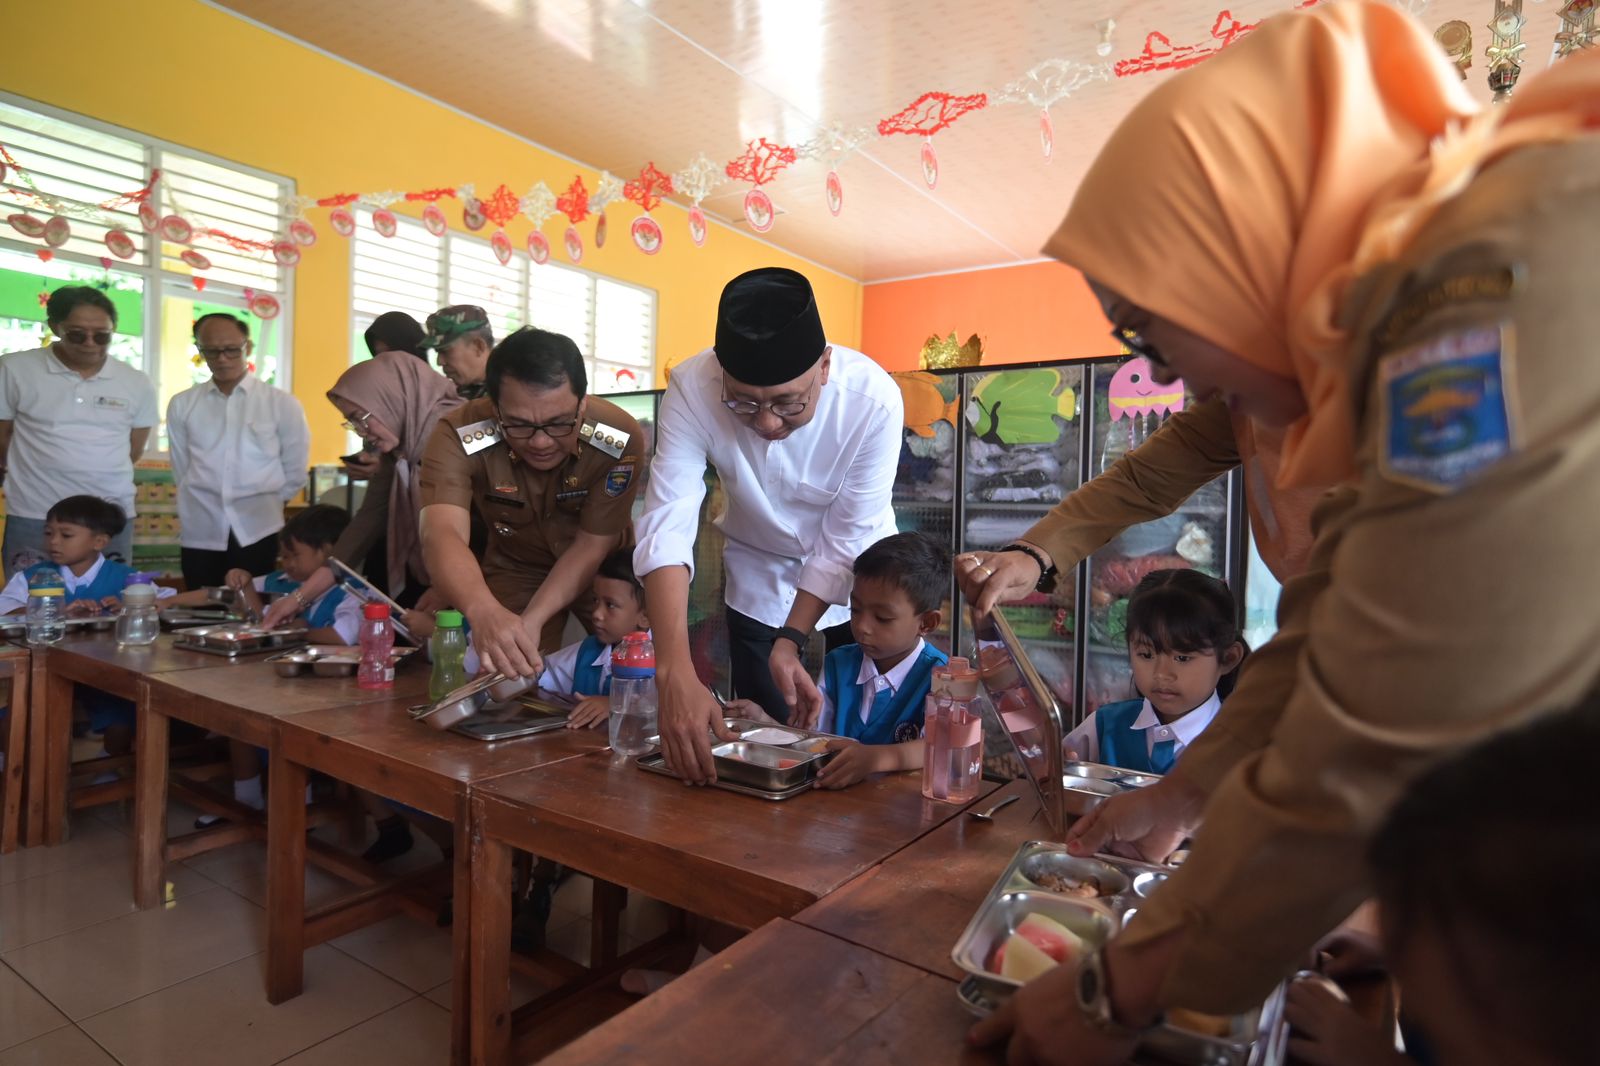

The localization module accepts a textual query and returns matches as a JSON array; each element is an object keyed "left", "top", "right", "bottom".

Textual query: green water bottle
[{"left": 429, "top": 610, "right": 468, "bottom": 701}]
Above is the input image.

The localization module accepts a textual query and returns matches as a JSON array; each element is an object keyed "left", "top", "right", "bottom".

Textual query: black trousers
[
  {"left": 180, "top": 531, "right": 280, "bottom": 591},
  {"left": 725, "top": 607, "right": 852, "bottom": 724}
]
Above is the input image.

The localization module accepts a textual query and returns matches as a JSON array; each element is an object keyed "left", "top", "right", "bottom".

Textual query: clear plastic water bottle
[
  {"left": 115, "top": 577, "right": 161, "bottom": 647},
  {"left": 429, "top": 610, "right": 468, "bottom": 702},
  {"left": 357, "top": 603, "right": 395, "bottom": 690},
  {"left": 608, "top": 631, "right": 657, "bottom": 756},
  {"left": 25, "top": 573, "right": 65, "bottom": 646},
  {"left": 923, "top": 657, "right": 984, "bottom": 804}
]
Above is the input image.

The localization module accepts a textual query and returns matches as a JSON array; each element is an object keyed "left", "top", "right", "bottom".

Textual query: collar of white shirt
[
  {"left": 45, "top": 348, "right": 109, "bottom": 381},
  {"left": 60, "top": 554, "right": 107, "bottom": 594},
  {"left": 853, "top": 637, "right": 927, "bottom": 697},
  {"left": 204, "top": 374, "right": 256, "bottom": 398},
  {"left": 1131, "top": 691, "right": 1222, "bottom": 749}
]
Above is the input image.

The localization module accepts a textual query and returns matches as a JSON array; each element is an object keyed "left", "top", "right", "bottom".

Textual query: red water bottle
[{"left": 357, "top": 602, "right": 395, "bottom": 690}]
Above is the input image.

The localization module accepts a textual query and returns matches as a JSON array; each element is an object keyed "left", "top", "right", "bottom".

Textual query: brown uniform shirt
[
  {"left": 1127, "top": 139, "right": 1600, "bottom": 1011},
  {"left": 418, "top": 396, "right": 643, "bottom": 638}
]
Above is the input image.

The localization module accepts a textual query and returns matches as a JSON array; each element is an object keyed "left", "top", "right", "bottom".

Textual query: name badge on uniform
[
  {"left": 457, "top": 418, "right": 502, "bottom": 455},
  {"left": 94, "top": 396, "right": 128, "bottom": 410},
  {"left": 555, "top": 489, "right": 590, "bottom": 502},
  {"left": 578, "top": 419, "right": 630, "bottom": 459},
  {"left": 1378, "top": 322, "right": 1517, "bottom": 494}
]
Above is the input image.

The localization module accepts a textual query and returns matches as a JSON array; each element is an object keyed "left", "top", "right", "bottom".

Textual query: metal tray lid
[{"left": 972, "top": 604, "right": 1069, "bottom": 838}]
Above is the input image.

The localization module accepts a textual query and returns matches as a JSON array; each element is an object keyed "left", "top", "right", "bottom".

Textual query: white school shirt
[
  {"left": 0, "top": 554, "right": 177, "bottom": 614},
  {"left": 1064, "top": 691, "right": 1223, "bottom": 766},
  {"left": 167, "top": 375, "right": 310, "bottom": 550},
  {"left": 0, "top": 347, "right": 158, "bottom": 520},
  {"left": 818, "top": 637, "right": 928, "bottom": 726},
  {"left": 633, "top": 347, "right": 902, "bottom": 629}
]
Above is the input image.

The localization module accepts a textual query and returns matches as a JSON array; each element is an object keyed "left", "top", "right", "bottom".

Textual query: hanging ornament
[
  {"left": 878, "top": 91, "right": 988, "bottom": 188},
  {"left": 673, "top": 153, "right": 724, "bottom": 248},
  {"left": 796, "top": 124, "right": 870, "bottom": 218},
  {"left": 8, "top": 213, "right": 46, "bottom": 239},
  {"left": 743, "top": 189, "right": 776, "bottom": 232},
  {"left": 1039, "top": 110, "right": 1055, "bottom": 163},
  {"left": 104, "top": 228, "right": 136, "bottom": 259},
  {"left": 1486, "top": 0, "right": 1527, "bottom": 101},
  {"left": 629, "top": 216, "right": 663, "bottom": 255},
  {"left": 564, "top": 226, "right": 584, "bottom": 263},
  {"left": 1113, "top": 11, "right": 1261, "bottom": 78},
  {"left": 479, "top": 183, "right": 522, "bottom": 263},
  {"left": 329, "top": 208, "right": 356, "bottom": 237},
  {"left": 490, "top": 230, "right": 513, "bottom": 265},
  {"left": 919, "top": 140, "right": 939, "bottom": 189},
  {"left": 35, "top": 249, "right": 53, "bottom": 262},
  {"left": 372, "top": 209, "right": 398, "bottom": 237},
  {"left": 462, "top": 197, "right": 487, "bottom": 230},
  {"left": 271, "top": 240, "right": 300, "bottom": 266},
  {"left": 159, "top": 215, "right": 194, "bottom": 243},
  {"left": 138, "top": 202, "right": 160, "bottom": 232},
  {"left": 1435, "top": 20, "right": 1472, "bottom": 78},
  {"left": 1554, "top": 0, "right": 1598, "bottom": 59},
  {"left": 587, "top": 171, "right": 624, "bottom": 250},
  {"left": 288, "top": 218, "right": 317, "bottom": 246},
  {"left": 995, "top": 60, "right": 1110, "bottom": 163},
  {"left": 527, "top": 231, "right": 551, "bottom": 264},
  {"left": 725, "top": 138, "right": 797, "bottom": 230},
  {"left": 249, "top": 292, "right": 281, "bottom": 319},
  {"left": 192, "top": 277, "right": 207, "bottom": 291},
  {"left": 181, "top": 248, "right": 212, "bottom": 271},
  {"left": 594, "top": 212, "right": 609, "bottom": 248},
  {"left": 556, "top": 176, "right": 590, "bottom": 262},
  {"left": 824, "top": 170, "right": 843, "bottom": 216},
  {"left": 98, "top": 257, "right": 114, "bottom": 269},
  {"left": 422, "top": 203, "right": 447, "bottom": 236}
]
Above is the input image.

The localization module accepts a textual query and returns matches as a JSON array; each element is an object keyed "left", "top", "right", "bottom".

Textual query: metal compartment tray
[
  {"left": 172, "top": 624, "right": 305, "bottom": 658},
  {"left": 710, "top": 739, "right": 832, "bottom": 790},
  {"left": 448, "top": 694, "right": 577, "bottom": 742},
  {"left": 1062, "top": 760, "right": 1163, "bottom": 816},
  {"left": 633, "top": 751, "right": 816, "bottom": 801}
]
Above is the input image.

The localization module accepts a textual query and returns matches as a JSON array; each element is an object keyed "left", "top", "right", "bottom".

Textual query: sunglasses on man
[{"left": 61, "top": 328, "right": 113, "bottom": 346}]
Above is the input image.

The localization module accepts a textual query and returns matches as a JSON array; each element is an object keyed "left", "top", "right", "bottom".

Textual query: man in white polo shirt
[
  {"left": 0, "top": 285, "right": 158, "bottom": 576},
  {"left": 635, "top": 267, "right": 902, "bottom": 783},
  {"left": 167, "top": 313, "right": 310, "bottom": 589}
]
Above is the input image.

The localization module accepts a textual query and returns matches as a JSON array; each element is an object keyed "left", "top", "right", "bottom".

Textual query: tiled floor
[{"left": 0, "top": 803, "right": 675, "bottom": 1065}]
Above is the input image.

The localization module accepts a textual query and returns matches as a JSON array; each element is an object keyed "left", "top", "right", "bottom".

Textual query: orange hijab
[{"left": 1047, "top": 1, "right": 1476, "bottom": 491}]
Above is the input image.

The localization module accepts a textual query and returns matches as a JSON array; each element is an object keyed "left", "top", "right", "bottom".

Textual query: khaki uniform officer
[{"left": 419, "top": 327, "right": 643, "bottom": 679}]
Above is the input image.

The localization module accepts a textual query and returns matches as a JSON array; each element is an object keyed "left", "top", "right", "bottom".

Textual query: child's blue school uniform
[
  {"left": 1064, "top": 692, "right": 1223, "bottom": 773},
  {"left": 253, "top": 571, "right": 355, "bottom": 640},
  {"left": 538, "top": 631, "right": 654, "bottom": 698},
  {"left": 819, "top": 639, "right": 948, "bottom": 745}
]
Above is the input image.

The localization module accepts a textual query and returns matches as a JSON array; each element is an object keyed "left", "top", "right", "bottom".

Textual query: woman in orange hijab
[{"left": 972, "top": 2, "right": 1600, "bottom": 1063}]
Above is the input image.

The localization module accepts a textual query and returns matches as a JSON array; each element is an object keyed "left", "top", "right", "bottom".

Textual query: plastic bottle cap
[
  {"left": 435, "top": 609, "right": 463, "bottom": 628},
  {"left": 123, "top": 584, "right": 157, "bottom": 603},
  {"left": 362, "top": 602, "right": 390, "bottom": 619},
  {"left": 124, "top": 573, "right": 155, "bottom": 586},
  {"left": 611, "top": 630, "right": 656, "bottom": 677}
]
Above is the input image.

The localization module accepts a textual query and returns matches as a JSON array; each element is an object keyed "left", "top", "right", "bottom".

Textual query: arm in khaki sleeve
[
  {"left": 1168, "top": 487, "right": 1347, "bottom": 796},
  {"left": 1023, "top": 396, "right": 1240, "bottom": 572}
]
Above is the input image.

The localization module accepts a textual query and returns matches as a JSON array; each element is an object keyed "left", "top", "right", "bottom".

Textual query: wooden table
[
  {"left": 135, "top": 661, "right": 433, "bottom": 908},
  {"left": 271, "top": 702, "right": 610, "bottom": 1065},
  {"left": 469, "top": 756, "right": 996, "bottom": 1065},
  {"left": 32, "top": 634, "right": 222, "bottom": 846},
  {"left": 0, "top": 644, "right": 32, "bottom": 854},
  {"left": 795, "top": 778, "right": 1044, "bottom": 980},
  {"left": 542, "top": 919, "right": 995, "bottom": 1066}
]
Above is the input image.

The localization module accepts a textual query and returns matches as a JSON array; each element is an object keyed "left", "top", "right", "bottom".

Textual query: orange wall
[{"left": 861, "top": 260, "right": 1116, "bottom": 371}]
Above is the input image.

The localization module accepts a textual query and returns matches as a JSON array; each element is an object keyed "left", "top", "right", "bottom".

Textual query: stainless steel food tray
[
  {"left": 633, "top": 751, "right": 816, "bottom": 801},
  {"left": 447, "top": 694, "right": 576, "bottom": 742},
  {"left": 954, "top": 840, "right": 1281, "bottom": 1066},
  {"left": 172, "top": 624, "right": 305, "bottom": 658},
  {"left": 0, "top": 615, "right": 117, "bottom": 635},
  {"left": 1061, "top": 760, "right": 1164, "bottom": 816}
]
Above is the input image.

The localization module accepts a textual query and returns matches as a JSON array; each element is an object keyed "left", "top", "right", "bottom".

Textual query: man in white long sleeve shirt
[
  {"left": 167, "top": 313, "right": 310, "bottom": 589},
  {"left": 634, "top": 267, "right": 901, "bottom": 783}
]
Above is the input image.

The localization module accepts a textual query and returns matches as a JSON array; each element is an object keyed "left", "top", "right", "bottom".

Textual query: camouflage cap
[{"left": 421, "top": 304, "right": 490, "bottom": 351}]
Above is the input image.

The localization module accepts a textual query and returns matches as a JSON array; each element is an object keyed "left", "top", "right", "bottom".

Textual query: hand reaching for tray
[
  {"left": 1065, "top": 773, "right": 1204, "bottom": 864},
  {"left": 566, "top": 695, "right": 610, "bottom": 730},
  {"left": 769, "top": 641, "right": 822, "bottom": 728}
]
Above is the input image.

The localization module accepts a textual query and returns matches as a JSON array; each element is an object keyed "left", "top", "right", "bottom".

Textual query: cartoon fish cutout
[
  {"left": 1107, "top": 357, "right": 1185, "bottom": 421},
  {"left": 966, "top": 368, "right": 1077, "bottom": 445},
  {"left": 895, "top": 372, "right": 961, "bottom": 439}
]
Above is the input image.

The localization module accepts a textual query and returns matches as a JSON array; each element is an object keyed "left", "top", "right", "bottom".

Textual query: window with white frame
[
  {"left": 0, "top": 95, "right": 293, "bottom": 447},
  {"left": 350, "top": 208, "right": 655, "bottom": 395}
]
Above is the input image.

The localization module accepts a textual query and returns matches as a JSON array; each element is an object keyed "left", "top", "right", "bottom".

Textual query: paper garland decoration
[
  {"left": 672, "top": 154, "right": 722, "bottom": 247},
  {"left": 724, "top": 139, "right": 796, "bottom": 228},
  {"left": 877, "top": 92, "right": 987, "bottom": 189}
]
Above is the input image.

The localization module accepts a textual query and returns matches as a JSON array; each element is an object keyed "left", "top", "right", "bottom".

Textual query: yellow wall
[{"left": 6, "top": 0, "right": 863, "bottom": 463}]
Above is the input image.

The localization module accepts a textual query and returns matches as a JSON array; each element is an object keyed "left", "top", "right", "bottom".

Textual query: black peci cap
[{"left": 713, "top": 267, "right": 826, "bottom": 387}]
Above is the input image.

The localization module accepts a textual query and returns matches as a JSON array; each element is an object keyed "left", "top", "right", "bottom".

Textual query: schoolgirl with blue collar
[{"left": 1064, "top": 568, "right": 1247, "bottom": 773}]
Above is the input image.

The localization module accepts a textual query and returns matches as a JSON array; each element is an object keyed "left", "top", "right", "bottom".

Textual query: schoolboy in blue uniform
[
  {"left": 555, "top": 548, "right": 652, "bottom": 730},
  {"left": 0, "top": 496, "right": 175, "bottom": 757},
  {"left": 811, "top": 531, "right": 950, "bottom": 789}
]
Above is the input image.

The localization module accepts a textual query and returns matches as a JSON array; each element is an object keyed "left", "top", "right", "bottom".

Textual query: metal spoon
[{"left": 967, "top": 794, "right": 1021, "bottom": 823}]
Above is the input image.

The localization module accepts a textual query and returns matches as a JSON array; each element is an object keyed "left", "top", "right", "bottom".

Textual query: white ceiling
[{"left": 211, "top": 0, "right": 1569, "bottom": 281}]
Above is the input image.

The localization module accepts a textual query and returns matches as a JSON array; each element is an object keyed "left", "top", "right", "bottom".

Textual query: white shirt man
[
  {"left": 167, "top": 313, "right": 309, "bottom": 588},
  {"left": 635, "top": 266, "right": 901, "bottom": 781},
  {"left": 0, "top": 286, "right": 158, "bottom": 575}
]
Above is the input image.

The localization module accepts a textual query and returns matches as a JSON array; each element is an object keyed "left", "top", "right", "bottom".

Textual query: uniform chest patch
[
  {"left": 603, "top": 462, "right": 635, "bottom": 498},
  {"left": 1378, "top": 323, "right": 1516, "bottom": 494}
]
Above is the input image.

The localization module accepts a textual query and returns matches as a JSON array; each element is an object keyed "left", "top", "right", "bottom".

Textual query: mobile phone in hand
[{"left": 340, "top": 451, "right": 369, "bottom": 464}]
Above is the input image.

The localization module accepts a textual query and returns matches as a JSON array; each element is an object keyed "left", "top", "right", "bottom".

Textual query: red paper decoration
[
  {"left": 557, "top": 177, "right": 591, "bottom": 224},
  {"left": 202, "top": 228, "right": 275, "bottom": 252},
  {"left": 624, "top": 163, "right": 675, "bottom": 212},
  {"left": 35, "top": 249, "right": 53, "bottom": 262},
  {"left": 724, "top": 139, "right": 797, "bottom": 186},
  {"left": 316, "top": 193, "right": 360, "bottom": 208},
  {"left": 1115, "top": 10, "right": 1260, "bottom": 77},
  {"left": 876, "top": 92, "right": 988, "bottom": 137},
  {"left": 192, "top": 277, "right": 206, "bottom": 291},
  {"left": 404, "top": 187, "right": 457, "bottom": 202},
  {"left": 481, "top": 184, "right": 522, "bottom": 228}
]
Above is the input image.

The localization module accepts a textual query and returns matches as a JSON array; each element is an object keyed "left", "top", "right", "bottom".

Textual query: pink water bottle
[
  {"left": 923, "top": 657, "right": 983, "bottom": 804},
  {"left": 357, "top": 602, "right": 395, "bottom": 690}
]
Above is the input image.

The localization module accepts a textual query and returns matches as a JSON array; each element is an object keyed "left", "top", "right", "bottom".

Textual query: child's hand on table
[
  {"left": 813, "top": 737, "right": 886, "bottom": 790},
  {"left": 64, "top": 599, "right": 101, "bottom": 618},
  {"left": 567, "top": 695, "right": 610, "bottom": 730},
  {"left": 99, "top": 595, "right": 124, "bottom": 613},
  {"left": 223, "top": 568, "right": 253, "bottom": 591}
]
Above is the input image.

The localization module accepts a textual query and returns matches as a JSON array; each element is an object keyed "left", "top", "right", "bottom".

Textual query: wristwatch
[
  {"left": 999, "top": 542, "right": 1058, "bottom": 593},
  {"left": 774, "top": 625, "right": 810, "bottom": 653},
  {"left": 1075, "top": 945, "right": 1159, "bottom": 1040}
]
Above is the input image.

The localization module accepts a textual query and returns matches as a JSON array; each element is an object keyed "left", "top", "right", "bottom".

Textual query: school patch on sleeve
[
  {"left": 603, "top": 462, "right": 635, "bottom": 497},
  {"left": 1377, "top": 323, "right": 1516, "bottom": 494}
]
